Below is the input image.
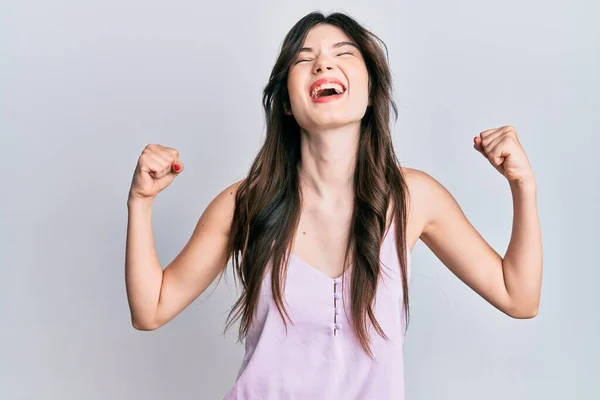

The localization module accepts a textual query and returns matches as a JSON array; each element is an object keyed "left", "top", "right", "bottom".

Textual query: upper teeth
[{"left": 311, "top": 82, "right": 345, "bottom": 98}]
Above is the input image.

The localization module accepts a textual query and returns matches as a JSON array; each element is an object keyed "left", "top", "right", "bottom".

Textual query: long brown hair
[{"left": 222, "top": 11, "right": 410, "bottom": 359}]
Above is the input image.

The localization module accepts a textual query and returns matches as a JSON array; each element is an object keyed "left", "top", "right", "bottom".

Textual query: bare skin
[
  {"left": 127, "top": 162, "right": 539, "bottom": 331},
  {"left": 126, "top": 23, "right": 541, "bottom": 331},
  {"left": 126, "top": 177, "right": 240, "bottom": 330}
]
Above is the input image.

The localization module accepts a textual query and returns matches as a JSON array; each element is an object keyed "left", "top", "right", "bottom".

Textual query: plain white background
[{"left": 2, "top": 0, "right": 599, "bottom": 399}]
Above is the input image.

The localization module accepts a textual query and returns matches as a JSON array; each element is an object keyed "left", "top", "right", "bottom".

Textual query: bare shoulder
[
  {"left": 199, "top": 178, "right": 244, "bottom": 234},
  {"left": 401, "top": 166, "right": 446, "bottom": 202},
  {"left": 399, "top": 166, "right": 451, "bottom": 248}
]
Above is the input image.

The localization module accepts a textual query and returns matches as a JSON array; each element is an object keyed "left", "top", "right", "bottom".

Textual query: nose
[{"left": 312, "top": 55, "right": 334, "bottom": 74}]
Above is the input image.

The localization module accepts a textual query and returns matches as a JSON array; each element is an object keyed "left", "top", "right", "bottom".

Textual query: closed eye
[{"left": 294, "top": 51, "right": 354, "bottom": 65}]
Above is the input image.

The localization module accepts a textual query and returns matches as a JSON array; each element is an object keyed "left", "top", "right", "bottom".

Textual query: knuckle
[
  {"left": 164, "top": 148, "right": 177, "bottom": 159},
  {"left": 140, "top": 150, "right": 150, "bottom": 160}
]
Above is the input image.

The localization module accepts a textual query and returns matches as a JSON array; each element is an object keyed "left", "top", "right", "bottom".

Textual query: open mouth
[{"left": 310, "top": 81, "right": 346, "bottom": 99}]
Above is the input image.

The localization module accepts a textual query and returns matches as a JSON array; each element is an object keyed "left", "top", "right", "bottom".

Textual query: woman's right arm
[
  {"left": 126, "top": 180, "right": 241, "bottom": 330},
  {"left": 124, "top": 144, "right": 242, "bottom": 330}
]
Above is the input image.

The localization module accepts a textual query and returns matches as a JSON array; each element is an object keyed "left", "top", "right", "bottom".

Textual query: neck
[{"left": 297, "top": 122, "right": 360, "bottom": 203}]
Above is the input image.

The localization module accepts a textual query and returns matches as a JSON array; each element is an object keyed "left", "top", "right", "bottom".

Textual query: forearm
[
  {"left": 125, "top": 198, "right": 164, "bottom": 330},
  {"left": 503, "top": 178, "right": 543, "bottom": 317}
]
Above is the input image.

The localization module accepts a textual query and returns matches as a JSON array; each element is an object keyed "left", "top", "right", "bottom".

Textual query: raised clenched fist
[{"left": 128, "top": 144, "right": 184, "bottom": 202}]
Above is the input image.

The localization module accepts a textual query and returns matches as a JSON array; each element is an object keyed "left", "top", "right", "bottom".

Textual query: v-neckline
[
  {"left": 289, "top": 252, "right": 352, "bottom": 281},
  {"left": 289, "top": 219, "right": 396, "bottom": 282}
]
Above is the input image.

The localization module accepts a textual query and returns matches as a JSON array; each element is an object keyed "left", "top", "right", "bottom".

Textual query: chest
[{"left": 291, "top": 212, "right": 353, "bottom": 279}]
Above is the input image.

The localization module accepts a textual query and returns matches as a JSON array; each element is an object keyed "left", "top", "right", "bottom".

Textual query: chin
[
  {"left": 304, "top": 118, "right": 355, "bottom": 131},
  {"left": 304, "top": 112, "right": 365, "bottom": 131}
]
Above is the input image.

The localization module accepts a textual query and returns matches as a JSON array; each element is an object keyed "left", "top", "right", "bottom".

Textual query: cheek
[
  {"left": 359, "top": 72, "right": 371, "bottom": 97},
  {"left": 351, "top": 77, "right": 370, "bottom": 106},
  {"left": 347, "top": 65, "right": 370, "bottom": 100},
  {"left": 286, "top": 71, "right": 305, "bottom": 104}
]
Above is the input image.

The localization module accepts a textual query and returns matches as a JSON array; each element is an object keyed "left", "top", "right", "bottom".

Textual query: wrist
[
  {"left": 509, "top": 176, "right": 536, "bottom": 190},
  {"left": 127, "top": 195, "right": 154, "bottom": 210},
  {"left": 509, "top": 178, "right": 537, "bottom": 202}
]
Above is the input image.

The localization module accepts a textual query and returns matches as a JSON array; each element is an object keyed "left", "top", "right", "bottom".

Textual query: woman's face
[{"left": 287, "top": 23, "right": 370, "bottom": 131}]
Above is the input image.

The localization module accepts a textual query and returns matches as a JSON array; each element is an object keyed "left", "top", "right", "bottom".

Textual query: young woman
[{"left": 125, "top": 11, "right": 542, "bottom": 400}]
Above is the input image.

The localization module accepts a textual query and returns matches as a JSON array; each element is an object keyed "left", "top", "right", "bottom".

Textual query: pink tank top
[{"left": 223, "top": 220, "right": 411, "bottom": 399}]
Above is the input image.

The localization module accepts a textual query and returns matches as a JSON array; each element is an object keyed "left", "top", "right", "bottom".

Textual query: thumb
[{"left": 171, "top": 162, "right": 184, "bottom": 174}]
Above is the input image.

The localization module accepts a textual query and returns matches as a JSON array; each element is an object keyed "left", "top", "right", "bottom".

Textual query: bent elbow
[
  {"left": 509, "top": 303, "right": 539, "bottom": 319},
  {"left": 131, "top": 316, "right": 160, "bottom": 331},
  {"left": 513, "top": 309, "right": 538, "bottom": 319}
]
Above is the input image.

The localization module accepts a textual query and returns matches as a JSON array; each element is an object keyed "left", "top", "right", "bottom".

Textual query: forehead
[{"left": 302, "top": 23, "right": 354, "bottom": 46}]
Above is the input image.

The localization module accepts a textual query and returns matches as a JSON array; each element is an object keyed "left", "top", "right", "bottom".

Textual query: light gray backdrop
[{"left": 2, "top": 0, "right": 598, "bottom": 399}]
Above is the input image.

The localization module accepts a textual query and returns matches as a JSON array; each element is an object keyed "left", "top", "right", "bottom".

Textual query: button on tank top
[{"left": 223, "top": 220, "right": 411, "bottom": 399}]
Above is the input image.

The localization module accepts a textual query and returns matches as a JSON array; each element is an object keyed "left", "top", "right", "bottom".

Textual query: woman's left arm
[{"left": 416, "top": 125, "right": 542, "bottom": 319}]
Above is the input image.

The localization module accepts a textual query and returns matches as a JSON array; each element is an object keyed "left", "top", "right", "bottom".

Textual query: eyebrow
[{"left": 298, "top": 41, "right": 359, "bottom": 53}]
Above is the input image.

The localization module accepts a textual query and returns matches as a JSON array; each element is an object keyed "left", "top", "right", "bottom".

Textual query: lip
[
  {"left": 311, "top": 92, "right": 345, "bottom": 103},
  {"left": 309, "top": 77, "right": 347, "bottom": 103}
]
